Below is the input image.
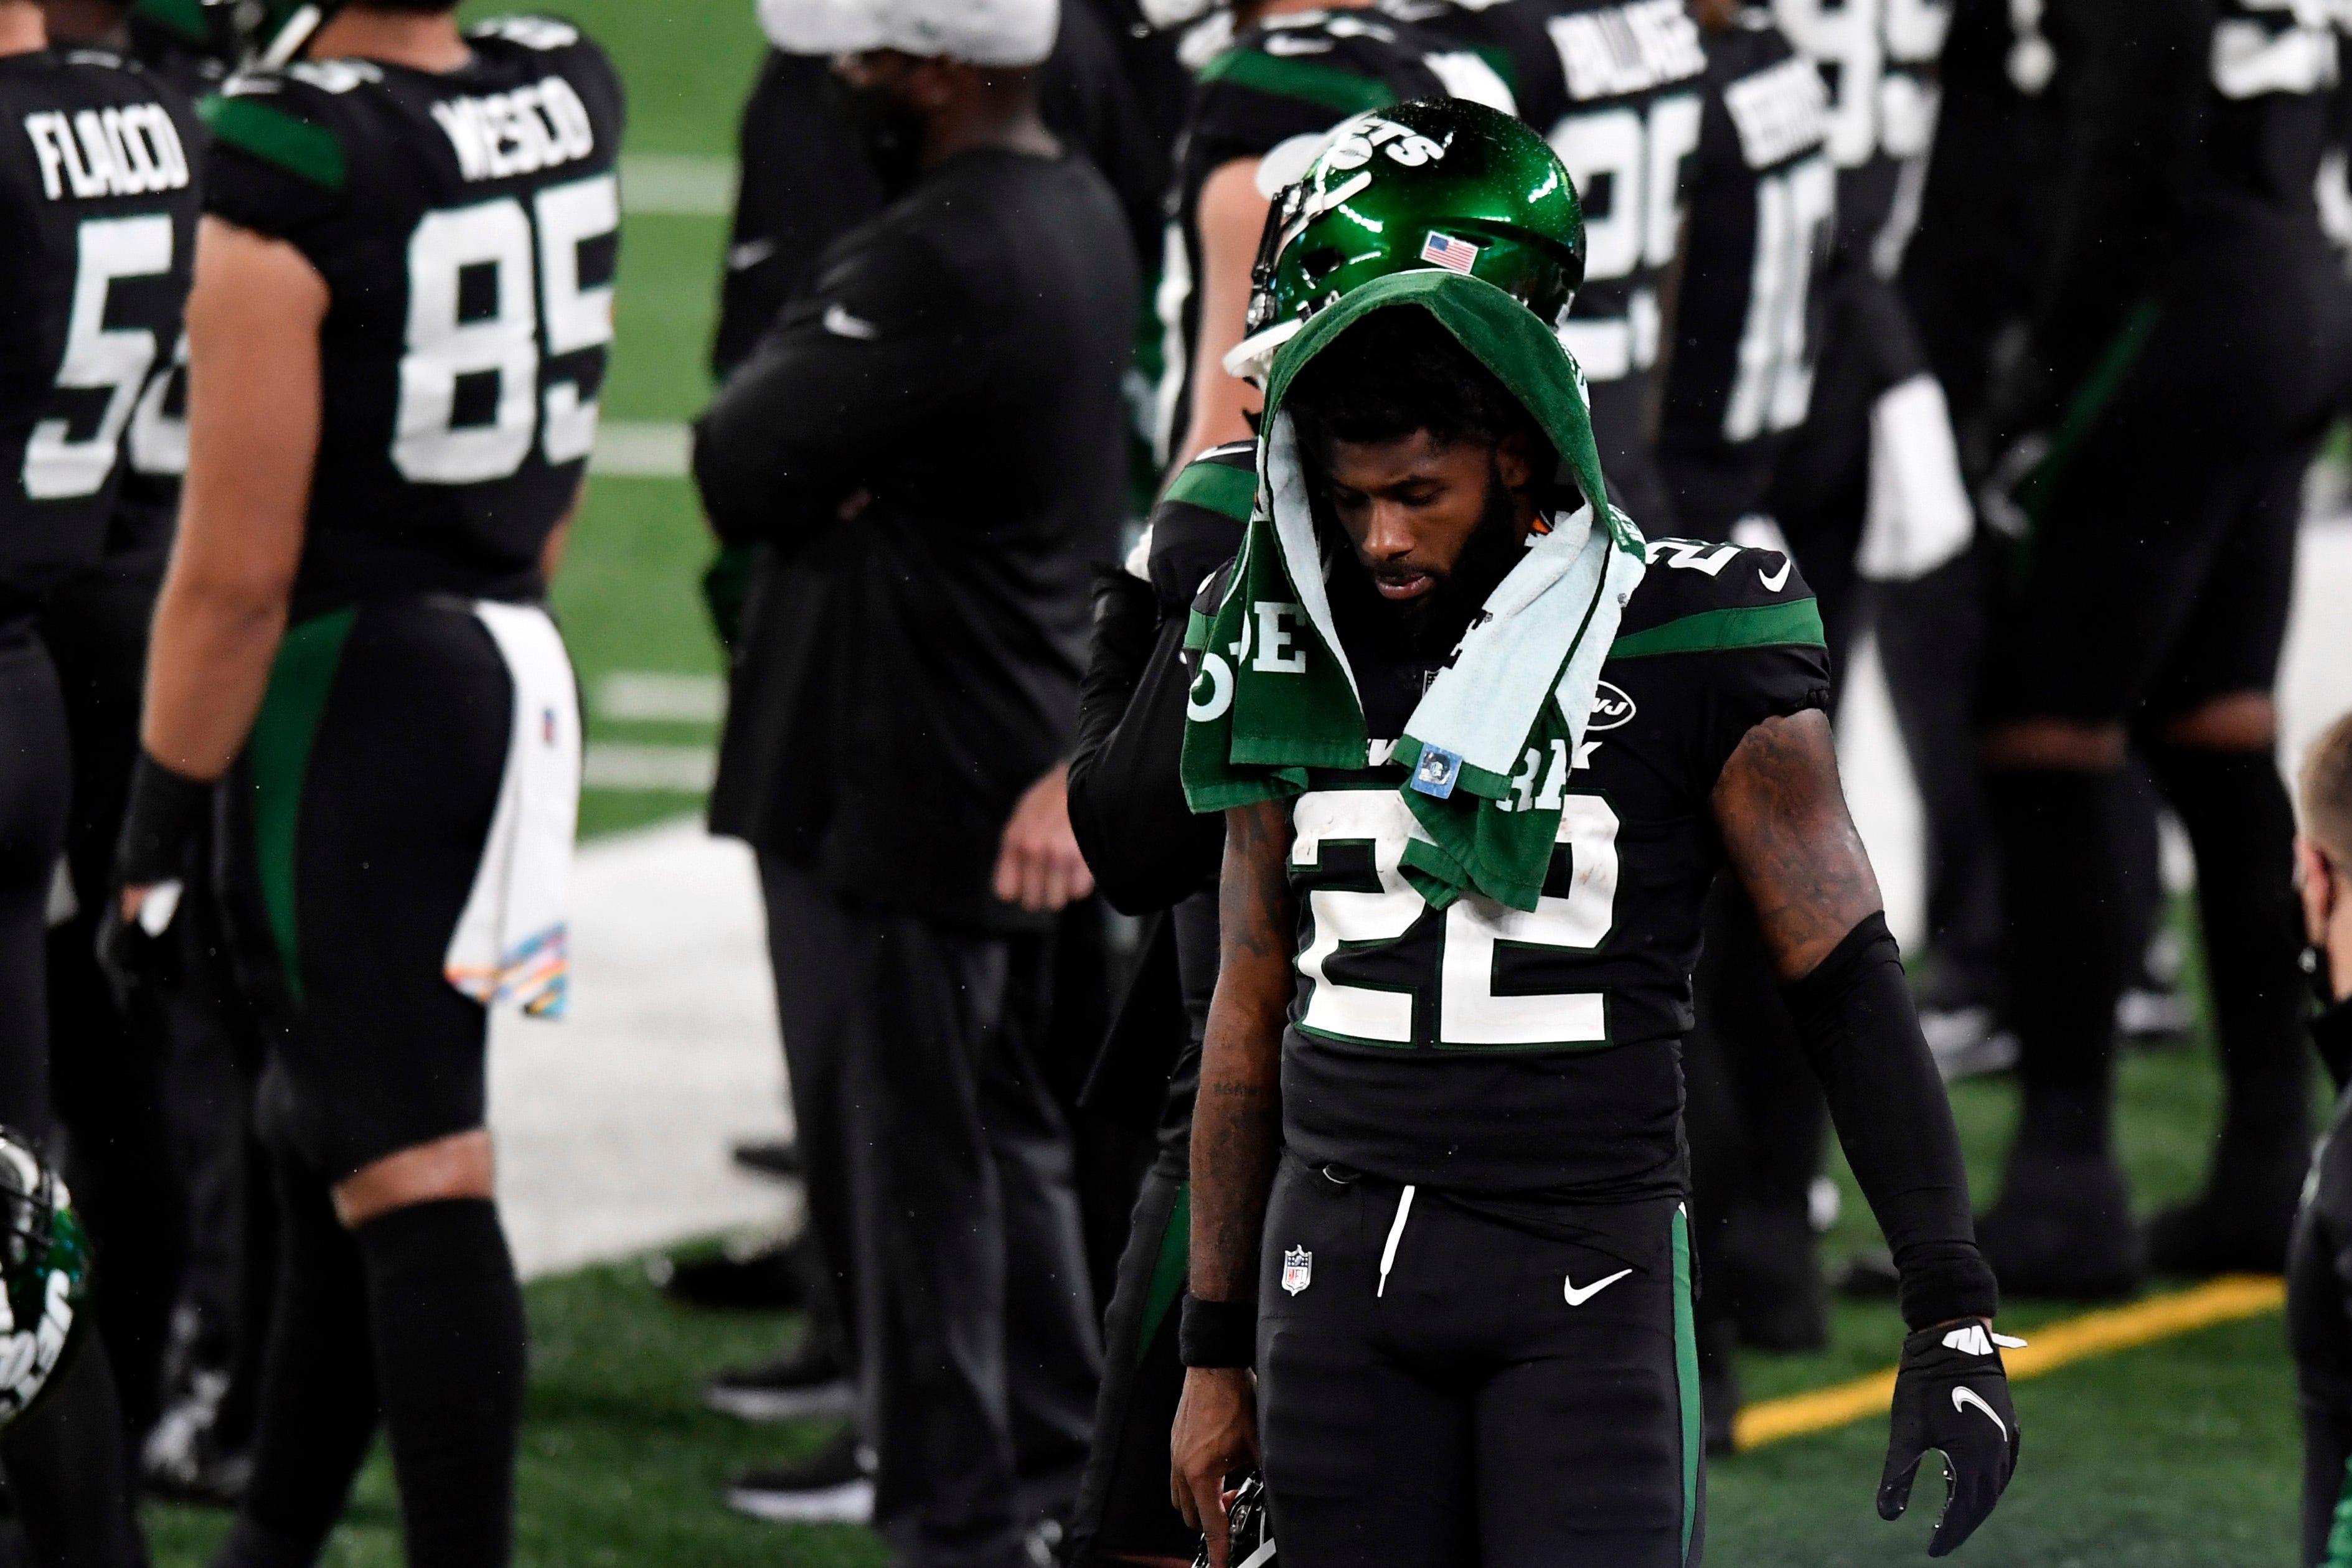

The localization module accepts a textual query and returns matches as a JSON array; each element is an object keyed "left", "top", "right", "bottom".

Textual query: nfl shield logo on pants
[{"left": 1281, "top": 1247, "right": 1312, "bottom": 1295}]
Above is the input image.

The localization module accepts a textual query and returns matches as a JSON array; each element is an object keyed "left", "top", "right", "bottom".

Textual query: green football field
[{"left": 146, "top": 4, "right": 2316, "bottom": 1562}]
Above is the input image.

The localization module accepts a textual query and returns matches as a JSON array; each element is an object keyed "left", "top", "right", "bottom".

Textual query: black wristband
[
  {"left": 115, "top": 751, "right": 211, "bottom": 887},
  {"left": 1178, "top": 1292, "right": 1256, "bottom": 1368}
]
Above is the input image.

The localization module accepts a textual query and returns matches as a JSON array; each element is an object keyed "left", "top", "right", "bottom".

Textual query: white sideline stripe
[
  {"left": 583, "top": 742, "right": 717, "bottom": 793},
  {"left": 598, "top": 671, "right": 727, "bottom": 724},
  {"left": 620, "top": 152, "right": 736, "bottom": 217},
  {"left": 590, "top": 420, "right": 691, "bottom": 479}
]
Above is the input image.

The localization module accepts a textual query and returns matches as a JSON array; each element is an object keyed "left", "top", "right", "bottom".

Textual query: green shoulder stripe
[
  {"left": 1164, "top": 458, "right": 1256, "bottom": 525},
  {"left": 1608, "top": 599, "right": 1825, "bottom": 660},
  {"left": 202, "top": 95, "right": 346, "bottom": 190},
  {"left": 1198, "top": 48, "right": 1401, "bottom": 116}
]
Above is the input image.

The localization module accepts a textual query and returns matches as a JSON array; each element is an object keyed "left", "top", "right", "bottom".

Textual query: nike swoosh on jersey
[
  {"left": 1952, "top": 1386, "right": 2007, "bottom": 1443},
  {"left": 728, "top": 238, "right": 777, "bottom": 273},
  {"left": 822, "top": 303, "right": 880, "bottom": 341},
  {"left": 1563, "top": 1267, "right": 1634, "bottom": 1307},
  {"left": 1758, "top": 557, "right": 1793, "bottom": 593}
]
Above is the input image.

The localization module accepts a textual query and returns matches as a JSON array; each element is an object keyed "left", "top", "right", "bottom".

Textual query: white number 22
[{"left": 393, "top": 171, "right": 617, "bottom": 484}]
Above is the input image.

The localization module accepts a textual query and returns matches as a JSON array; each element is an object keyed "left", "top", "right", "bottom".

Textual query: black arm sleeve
[
  {"left": 1067, "top": 571, "right": 1222, "bottom": 914},
  {"left": 1782, "top": 912, "right": 2000, "bottom": 1330}
]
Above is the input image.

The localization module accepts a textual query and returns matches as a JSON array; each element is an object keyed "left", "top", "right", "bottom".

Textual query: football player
[
  {"left": 1066, "top": 101, "right": 1589, "bottom": 1566},
  {"left": 1975, "top": 0, "right": 2352, "bottom": 1293},
  {"left": 1154, "top": 0, "right": 1515, "bottom": 473},
  {"left": 2290, "top": 710, "right": 2352, "bottom": 1567},
  {"left": 103, "top": 2, "right": 620, "bottom": 1564},
  {"left": 0, "top": 0, "right": 197, "bottom": 1557},
  {"left": 1165, "top": 249, "right": 2016, "bottom": 1567}
]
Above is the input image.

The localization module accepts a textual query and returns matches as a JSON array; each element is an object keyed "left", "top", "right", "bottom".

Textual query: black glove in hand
[
  {"left": 97, "top": 751, "right": 209, "bottom": 1008},
  {"left": 1879, "top": 1322, "right": 2023, "bottom": 1557},
  {"left": 96, "top": 880, "right": 186, "bottom": 1012}
]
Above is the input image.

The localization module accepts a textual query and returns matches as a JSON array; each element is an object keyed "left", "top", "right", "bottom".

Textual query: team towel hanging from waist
[
  {"left": 443, "top": 601, "right": 581, "bottom": 1018},
  {"left": 1179, "top": 270, "right": 1648, "bottom": 912}
]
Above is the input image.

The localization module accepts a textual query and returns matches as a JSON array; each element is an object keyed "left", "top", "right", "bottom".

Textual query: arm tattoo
[
  {"left": 1190, "top": 799, "right": 1296, "bottom": 1303},
  {"left": 1711, "top": 709, "right": 1885, "bottom": 980}
]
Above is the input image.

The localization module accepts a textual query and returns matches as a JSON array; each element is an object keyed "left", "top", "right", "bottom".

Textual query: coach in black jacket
[{"left": 692, "top": 0, "right": 1137, "bottom": 1559}]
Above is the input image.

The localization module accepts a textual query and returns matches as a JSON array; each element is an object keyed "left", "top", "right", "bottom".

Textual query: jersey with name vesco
[
  {"left": 202, "top": 17, "right": 623, "bottom": 620},
  {"left": 1195, "top": 533, "right": 1832, "bottom": 1196},
  {"left": 0, "top": 48, "right": 200, "bottom": 627}
]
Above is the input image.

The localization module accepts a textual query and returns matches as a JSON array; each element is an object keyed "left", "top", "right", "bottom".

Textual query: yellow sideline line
[{"left": 1732, "top": 1273, "right": 2288, "bottom": 1452}]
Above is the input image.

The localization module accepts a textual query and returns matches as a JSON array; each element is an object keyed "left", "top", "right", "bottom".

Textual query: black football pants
[
  {"left": 1257, "top": 1159, "right": 1701, "bottom": 1568},
  {"left": 758, "top": 860, "right": 1101, "bottom": 1568}
]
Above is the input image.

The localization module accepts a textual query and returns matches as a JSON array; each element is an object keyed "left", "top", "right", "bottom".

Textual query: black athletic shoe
[
  {"left": 1724, "top": 1203, "right": 1828, "bottom": 1353},
  {"left": 725, "top": 1431, "right": 875, "bottom": 1524},
  {"left": 650, "top": 1236, "right": 809, "bottom": 1313},
  {"left": 2146, "top": 1152, "right": 2308, "bottom": 1277},
  {"left": 1976, "top": 1150, "right": 2144, "bottom": 1300},
  {"left": 704, "top": 1335, "right": 855, "bottom": 1422},
  {"left": 731, "top": 1138, "right": 804, "bottom": 1181},
  {"left": 1913, "top": 959, "right": 2018, "bottom": 1082},
  {"left": 141, "top": 1369, "right": 255, "bottom": 1507}
]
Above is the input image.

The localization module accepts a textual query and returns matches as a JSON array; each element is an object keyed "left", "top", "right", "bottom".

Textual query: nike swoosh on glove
[{"left": 1879, "top": 1322, "right": 2023, "bottom": 1556}]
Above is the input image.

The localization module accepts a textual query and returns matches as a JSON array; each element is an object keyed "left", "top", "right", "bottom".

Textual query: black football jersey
[
  {"left": 0, "top": 47, "right": 201, "bottom": 631},
  {"left": 202, "top": 17, "right": 623, "bottom": 620},
  {"left": 1658, "top": 13, "right": 1835, "bottom": 536},
  {"left": 1154, "top": 8, "right": 1513, "bottom": 469},
  {"left": 1190, "top": 533, "right": 1830, "bottom": 1196},
  {"left": 1769, "top": 0, "right": 1948, "bottom": 270}
]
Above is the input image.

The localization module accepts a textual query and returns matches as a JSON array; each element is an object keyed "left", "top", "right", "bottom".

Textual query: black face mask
[{"left": 840, "top": 79, "right": 928, "bottom": 196}]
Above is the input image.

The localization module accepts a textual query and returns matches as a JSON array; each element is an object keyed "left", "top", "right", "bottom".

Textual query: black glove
[
  {"left": 1879, "top": 1322, "right": 2023, "bottom": 1557},
  {"left": 96, "top": 752, "right": 209, "bottom": 1008}
]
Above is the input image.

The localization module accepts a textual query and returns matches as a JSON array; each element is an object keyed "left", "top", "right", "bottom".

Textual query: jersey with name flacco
[
  {"left": 0, "top": 47, "right": 202, "bottom": 626},
  {"left": 1193, "top": 530, "right": 1830, "bottom": 1197},
  {"left": 200, "top": 16, "right": 624, "bottom": 622}
]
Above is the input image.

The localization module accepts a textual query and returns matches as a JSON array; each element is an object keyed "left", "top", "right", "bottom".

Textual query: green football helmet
[
  {"left": 130, "top": 0, "right": 349, "bottom": 68},
  {"left": 1227, "top": 98, "right": 1587, "bottom": 383},
  {"left": 0, "top": 1130, "right": 90, "bottom": 1430}
]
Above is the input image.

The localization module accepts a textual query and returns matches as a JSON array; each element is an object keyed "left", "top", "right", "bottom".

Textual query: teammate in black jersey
[
  {"left": 2290, "top": 711, "right": 2352, "bottom": 1568},
  {"left": 1, "top": 1, "right": 200, "bottom": 1558},
  {"left": 1976, "top": 0, "right": 2352, "bottom": 1295},
  {"left": 103, "top": 5, "right": 620, "bottom": 1564},
  {"left": 1155, "top": 0, "right": 1514, "bottom": 471},
  {"left": 1162, "top": 266, "right": 2013, "bottom": 1561}
]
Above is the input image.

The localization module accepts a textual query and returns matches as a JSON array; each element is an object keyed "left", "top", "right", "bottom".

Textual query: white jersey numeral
[
  {"left": 1771, "top": 0, "right": 1949, "bottom": 169},
  {"left": 1290, "top": 789, "right": 1622, "bottom": 1049},
  {"left": 1548, "top": 93, "right": 1702, "bottom": 382},
  {"left": 24, "top": 214, "right": 172, "bottom": 501},
  {"left": 392, "top": 170, "right": 618, "bottom": 484},
  {"left": 126, "top": 330, "right": 189, "bottom": 479},
  {"left": 1724, "top": 154, "right": 1835, "bottom": 441}
]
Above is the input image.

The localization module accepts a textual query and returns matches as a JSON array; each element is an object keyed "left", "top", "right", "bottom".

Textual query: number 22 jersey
[
  {"left": 201, "top": 17, "right": 623, "bottom": 621},
  {"left": 1231, "top": 533, "right": 1832, "bottom": 1199}
]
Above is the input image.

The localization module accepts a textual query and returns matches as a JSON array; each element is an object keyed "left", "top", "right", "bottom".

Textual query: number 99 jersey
[
  {"left": 1263, "top": 537, "right": 1831, "bottom": 1198},
  {"left": 0, "top": 49, "right": 201, "bottom": 634},
  {"left": 200, "top": 17, "right": 623, "bottom": 620}
]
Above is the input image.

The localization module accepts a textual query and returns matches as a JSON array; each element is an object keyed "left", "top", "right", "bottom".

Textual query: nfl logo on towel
[
  {"left": 1410, "top": 746, "right": 1462, "bottom": 799},
  {"left": 1282, "top": 1247, "right": 1312, "bottom": 1295},
  {"left": 1420, "top": 232, "right": 1480, "bottom": 274}
]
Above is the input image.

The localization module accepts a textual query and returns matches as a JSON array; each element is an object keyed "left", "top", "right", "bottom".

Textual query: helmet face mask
[
  {"left": 0, "top": 1131, "right": 88, "bottom": 1431},
  {"left": 1226, "top": 100, "right": 1588, "bottom": 384}
]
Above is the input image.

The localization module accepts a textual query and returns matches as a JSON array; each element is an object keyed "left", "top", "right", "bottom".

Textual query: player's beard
[{"left": 1378, "top": 456, "right": 1525, "bottom": 659}]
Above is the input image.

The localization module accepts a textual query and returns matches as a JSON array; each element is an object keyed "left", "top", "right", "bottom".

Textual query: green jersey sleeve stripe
[
  {"left": 1164, "top": 459, "right": 1257, "bottom": 524},
  {"left": 1607, "top": 599, "right": 1826, "bottom": 660},
  {"left": 201, "top": 95, "right": 346, "bottom": 190},
  {"left": 1198, "top": 49, "right": 1402, "bottom": 116}
]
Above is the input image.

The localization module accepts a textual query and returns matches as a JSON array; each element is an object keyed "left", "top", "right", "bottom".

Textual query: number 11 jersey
[{"left": 202, "top": 17, "right": 623, "bottom": 621}]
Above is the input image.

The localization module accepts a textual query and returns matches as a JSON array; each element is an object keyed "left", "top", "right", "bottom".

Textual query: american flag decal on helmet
[{"left": 1420, "top": 232, "right": 1480, "bottom": 274}]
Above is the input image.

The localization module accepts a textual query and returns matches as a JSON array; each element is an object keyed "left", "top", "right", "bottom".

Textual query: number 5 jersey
[
  {"left": 0, "top": 46, "right": 201, "bottom": 638},
  {"left": 201, "top": 16, "right": 622, "bottom": 621}
]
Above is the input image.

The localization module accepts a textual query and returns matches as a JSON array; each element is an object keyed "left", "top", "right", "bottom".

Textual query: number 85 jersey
[
  {"left": 1269, "top": 537, "right": 1831, "bottom": 1197},
  {"left": 202, "top": 17, "right": 622, "bottom": 619}
]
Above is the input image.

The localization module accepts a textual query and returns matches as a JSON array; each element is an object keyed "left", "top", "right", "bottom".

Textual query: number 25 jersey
[
  {"left": 202, "top": 17, "right": 623, "bottom": 621},
  {"left": 0, "top": 49, "right": 200, "bottom": 635},
  {"left": 1264, "top": 538, "right": 1831, "bottom": 1198}
]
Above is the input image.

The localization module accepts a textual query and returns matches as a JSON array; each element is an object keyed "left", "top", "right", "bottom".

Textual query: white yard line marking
[
  {"left": 619, "top": 153, "right": 736, "bottom": 218},
  {"left": 590, "top": 420, "right": 691, "bottom": 480},
  {"left": 583, "top": 742, "right": 717, "bottom": 793},
  {"left": 598, "top": 671, "right": 727, "bottom": 724}
]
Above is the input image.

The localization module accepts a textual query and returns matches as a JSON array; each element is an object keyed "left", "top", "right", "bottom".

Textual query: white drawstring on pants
[{"left": 1376, "top": 1185, "right": 1416, "bottom": 1298}]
